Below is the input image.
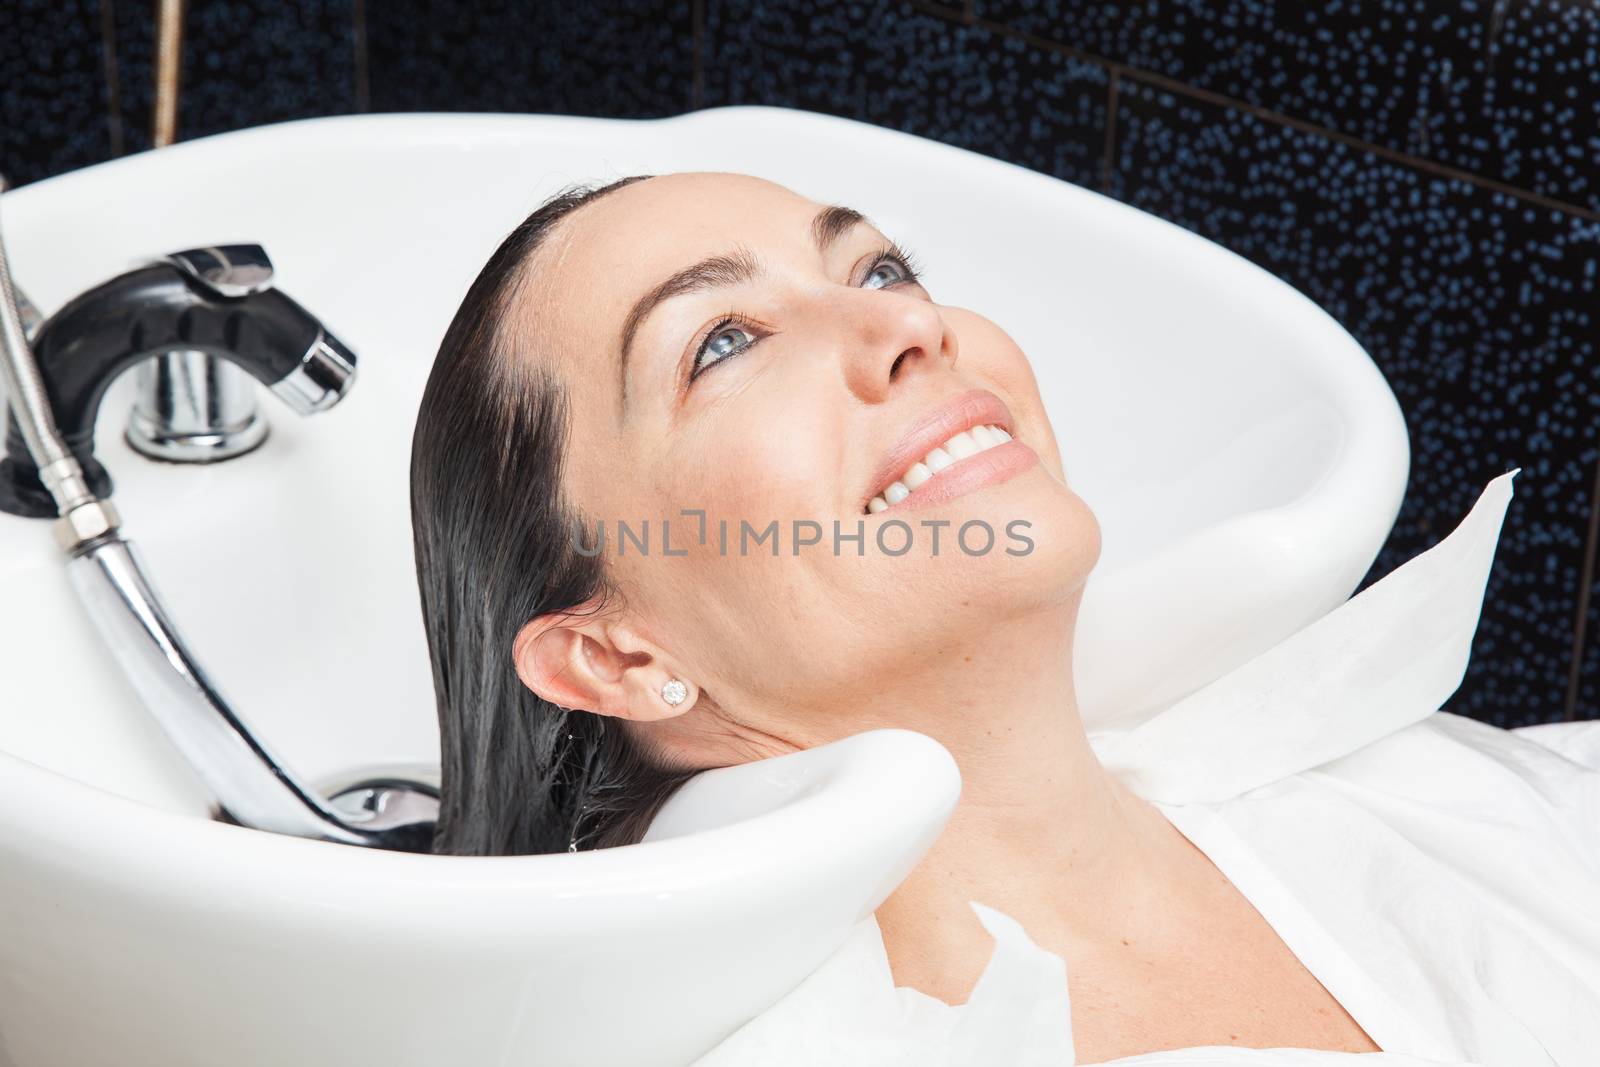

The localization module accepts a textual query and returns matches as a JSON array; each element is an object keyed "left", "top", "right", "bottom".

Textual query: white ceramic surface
[{"left": 0, "top": 106, "right": 1408, "bottom": 1066}]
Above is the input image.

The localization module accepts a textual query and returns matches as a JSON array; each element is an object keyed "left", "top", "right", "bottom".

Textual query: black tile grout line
[
  {"left": 908, "top": 0, "right": 969, "bottom": 24},
  {"left": 97, "top": 0, "right": 124, "bottom": 158},
  {"left": 1099, "top": 67, "right": 1120, "bottom": 195},
  {"left": 958, "top": 12, "right": 1600, "bottom": 226},
  {"left": 352, "top": 0, "right": 370, "bottom": 113},
  {"left": 692, "top": 0, "right": 705, "bottom": 112},
  {"left": 1125, "top": 66, "right": 1600, "bottom": 224},
  {"left": 1564, "top": 453, "right": 1600, "bottom": 721}
]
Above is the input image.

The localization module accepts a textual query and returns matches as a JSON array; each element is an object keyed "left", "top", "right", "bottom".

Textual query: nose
[{"left": 835, "top": 290, "right": 958, "bottom": 403}]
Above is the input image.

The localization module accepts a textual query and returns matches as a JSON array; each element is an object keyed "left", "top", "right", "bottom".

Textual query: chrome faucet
[
  {"left": 123, "top": 247, "right": 298, "bottom": 463},
  {"left": 0, "top": 216, "right": 437, "bottom": 851},
  {"left": 0, "top": 245, "right": 355, "bottom": 516}
]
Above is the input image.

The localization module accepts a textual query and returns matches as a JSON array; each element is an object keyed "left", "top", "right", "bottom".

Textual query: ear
[{"left": 511, "top": 602, "right": 698, "bottom": 722}]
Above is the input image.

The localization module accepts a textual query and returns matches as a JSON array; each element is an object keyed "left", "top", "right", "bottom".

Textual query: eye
[
  {"left": 690, "top": 318, "right": 759, "bottom": 379},
  {"left": 686, "top": 244, "right": 926, "bottom": 384},
  {"left": 864, "top": 247, "right": 922, "bottom": 290}
]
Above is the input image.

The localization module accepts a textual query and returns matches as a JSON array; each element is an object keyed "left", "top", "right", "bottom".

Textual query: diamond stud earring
[{"left": 660, "top": 678, "right": 689, "bottom": 706}]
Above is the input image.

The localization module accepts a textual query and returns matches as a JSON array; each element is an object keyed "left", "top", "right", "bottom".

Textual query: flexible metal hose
[{"left": 0, "top": 176, "right": 96, "bottom": 516}]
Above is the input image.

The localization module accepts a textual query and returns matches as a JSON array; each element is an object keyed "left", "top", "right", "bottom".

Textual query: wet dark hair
[{"left": 410, "top": 174, "right": 698, "bottom": 856}]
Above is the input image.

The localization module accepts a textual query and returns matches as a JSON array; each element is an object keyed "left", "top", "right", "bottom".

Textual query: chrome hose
[{"left": 0, "top": 175, "right": 99, "bottom": 520}]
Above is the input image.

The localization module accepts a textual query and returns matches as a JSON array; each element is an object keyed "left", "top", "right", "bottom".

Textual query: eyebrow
[{"left": 617, "top": 204, "right": 871, "bottom": 406}]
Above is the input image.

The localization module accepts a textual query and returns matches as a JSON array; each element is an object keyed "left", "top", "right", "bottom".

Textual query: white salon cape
[{"left": 693, "top": 468, "right": 1600, "bottom": 1067}]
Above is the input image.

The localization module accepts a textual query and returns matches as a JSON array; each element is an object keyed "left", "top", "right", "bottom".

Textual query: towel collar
[{"left": 1090, "top": 469, "right": 1518, "bottom": 805}]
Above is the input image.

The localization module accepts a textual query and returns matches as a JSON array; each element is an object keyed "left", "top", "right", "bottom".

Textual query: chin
[
  {"left": 986, "top": 479, "right": 1099, "bottom": 611},
  {"left": 891, "top": 469, "right": 1099, "bottom": 616}
]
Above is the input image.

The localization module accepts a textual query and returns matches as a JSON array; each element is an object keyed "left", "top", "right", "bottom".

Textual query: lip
[{"left": 863, "top": 388, "right": 1037, "bottom": 514}]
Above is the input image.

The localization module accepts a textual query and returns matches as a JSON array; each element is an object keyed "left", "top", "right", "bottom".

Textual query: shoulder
[
  {"left": 1317, "top": 709, "right": 1600, "bottom": 788},
  {"left": 1302, "top": 711, "right": 1600, "bottom": 871},
  {"left": 1511, "top": 719, "right": 1600, "bottom": 771}
]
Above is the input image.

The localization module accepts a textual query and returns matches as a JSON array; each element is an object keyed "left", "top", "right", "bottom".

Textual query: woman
[{"left": 410, "top": 172, "right": 1599, "bottom": 1064}]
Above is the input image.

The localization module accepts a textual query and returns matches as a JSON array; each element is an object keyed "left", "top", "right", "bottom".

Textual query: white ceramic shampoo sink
[{"left": 0, "top": 107, "right": 1407, "bottom": 1066}]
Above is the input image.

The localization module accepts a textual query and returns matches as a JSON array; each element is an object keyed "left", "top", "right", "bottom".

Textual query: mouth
[{"left": 862, "top": 389, "right": 1035, "bottom": 515}]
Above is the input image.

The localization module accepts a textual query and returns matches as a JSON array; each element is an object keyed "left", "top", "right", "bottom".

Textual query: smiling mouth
[{"left": 863, "top": 423, "right": 1015, "bottom": 514}]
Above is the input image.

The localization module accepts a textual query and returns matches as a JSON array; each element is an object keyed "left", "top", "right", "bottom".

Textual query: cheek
[
  {"left": 612, "top": 400, "right": 855, "bottom": 687},
  {"left": 621, "top": 535, "right": 861, "bottom": 706},
  {"left": 658, "top": 392, "right": 836, "bottom": 524},
  {"left": 951, "top": 313, "right": 1068, "bottom": 480}
]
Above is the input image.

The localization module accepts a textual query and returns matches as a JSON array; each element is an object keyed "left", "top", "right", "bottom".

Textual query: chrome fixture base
[
  {"left": 126, "top": 350, "right": 270, "bottom": 463},
  {"left": 123, "top": 246, "right": 283, "bottom": 464}
]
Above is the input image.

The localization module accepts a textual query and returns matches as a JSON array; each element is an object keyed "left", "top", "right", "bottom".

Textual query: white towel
[{"left": 691, "top": 470, "right": 1526, "bottom": 1067}]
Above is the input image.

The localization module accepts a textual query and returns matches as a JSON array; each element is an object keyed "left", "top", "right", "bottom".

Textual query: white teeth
[
  {"left": 865, "top": 424, "right": 1014, "bottom": 513},
  {"left": 944, "top": 431, "right": 980, "bottom": 459}
]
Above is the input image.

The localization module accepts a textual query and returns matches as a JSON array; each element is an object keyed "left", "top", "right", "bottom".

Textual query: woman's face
[{"left": 517, "top": 172, "right": 1100, "bottom": 743}]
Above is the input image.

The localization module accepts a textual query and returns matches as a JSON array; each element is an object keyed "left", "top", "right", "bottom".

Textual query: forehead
[
  {"left": 553, "top": 170, "right": 820, "bottom": 271},
  {"left": 517, "top": 172, "right": 825, "bottom": 354}
]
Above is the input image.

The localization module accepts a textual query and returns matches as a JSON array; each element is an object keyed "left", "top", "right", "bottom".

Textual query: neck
[{"left": 864, "top": 594, "right": 1175, "bottom": 1003}]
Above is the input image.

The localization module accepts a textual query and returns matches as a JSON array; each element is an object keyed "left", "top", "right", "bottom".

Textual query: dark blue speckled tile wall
[
  {"left": 107, "top": 0, "right": 360, "bottom": 154},
  {"left": 1, "top": 0, "right": 1595, "bottom": 723},
  {"left": 365, "top": 1, "right": 694, "bottom": 117},
  {"left": 975, "top": 0, "right": 1600, "bottom": 215},
  {"left": 1108, "top": 81, "right": 1600, "bottom": 727},
  {"left": 0, "top": 1, "right": 115, "bottom": 187},
  {"left": 702, "top": 0, "right": 1109, "bottom": 190}
]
